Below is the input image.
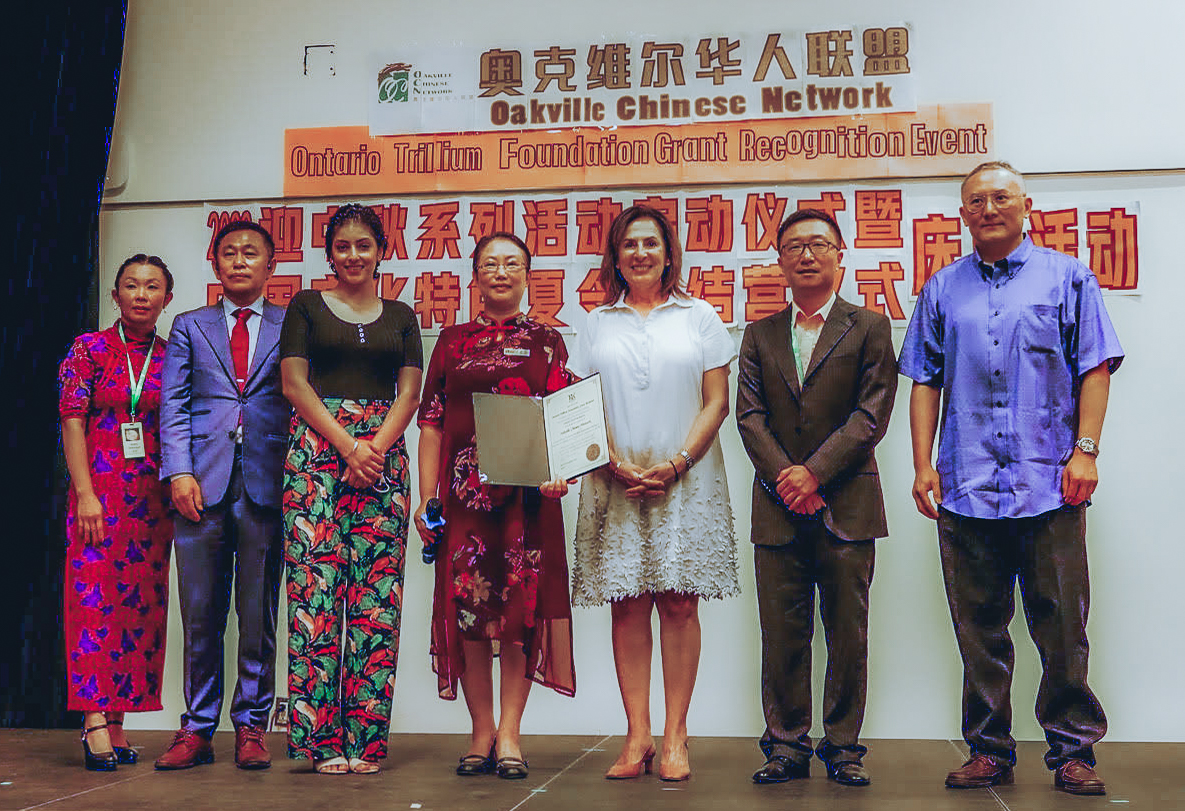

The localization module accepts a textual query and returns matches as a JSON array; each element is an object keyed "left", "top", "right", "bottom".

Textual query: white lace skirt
[{"left": 571, "top": 439, "right": 739, "bottom": 605}]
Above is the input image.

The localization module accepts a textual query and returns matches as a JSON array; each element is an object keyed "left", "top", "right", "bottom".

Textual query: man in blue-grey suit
[{"left": 157, "top": 220, "right": 288, "bottom": 771}]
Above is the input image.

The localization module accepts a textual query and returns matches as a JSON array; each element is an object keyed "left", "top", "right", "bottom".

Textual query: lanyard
[
  {"left": 118, "top": 322, "right": 156, "bottom": 419},
  {"left": 789, "top": 319, "right": 805, "bottom": 382}
]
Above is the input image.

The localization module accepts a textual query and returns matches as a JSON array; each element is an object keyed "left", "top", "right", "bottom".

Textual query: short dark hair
[
  {"left": 598, "top": 204, "right": 685, "bottom": 306},
  {"left": 961, "top": 160, "right": 1025, "bottom": 196},
  {"left": 213, "top": 219, "right": 276, "bottom": 260},
  {"left": 776, "top": 208, "right": 844, "bottom": 249},
  {"left": 324, "top": 203, "right": 389, "bottom": 269},
  {"left": 472, "top": 231, "right": 532, "bottom": 274},
  {"left": 115, "top": 253, "right": 173, "bottom": 294}
]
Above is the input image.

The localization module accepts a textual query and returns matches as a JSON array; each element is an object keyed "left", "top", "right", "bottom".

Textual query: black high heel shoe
[
  {"left": 82, "top": 723, "right": 118, "bottom": 771},
  {"left": 107, "top": 719, "right": 138, "bottom": 764}
]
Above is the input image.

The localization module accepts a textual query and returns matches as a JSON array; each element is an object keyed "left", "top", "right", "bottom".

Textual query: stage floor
[{"left": 1, "top": 731, "right": 1180, "bottom": 810}]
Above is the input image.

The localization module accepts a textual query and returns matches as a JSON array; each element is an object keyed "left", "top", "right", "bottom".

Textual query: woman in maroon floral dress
[
  {"left": 58, "top": 255, "right": 174, "bottom": 770},
  {"left": 414, "top": 232, "right": 574, "bottom": 780}
]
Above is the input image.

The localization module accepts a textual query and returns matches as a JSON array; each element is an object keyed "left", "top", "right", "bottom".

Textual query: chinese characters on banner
[
  {"left": 369, "top": 26, "right": 917, "bottom": 135},
  {"left": 205, "top": 187, "right": 1139, "bottom": 336},
  {"left": 292, "top": 24, "right": 993, "bottom": 199}
]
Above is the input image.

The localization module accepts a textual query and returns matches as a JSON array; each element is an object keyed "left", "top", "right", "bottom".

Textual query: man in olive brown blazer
[{"left": 736, "top": 209, "right": 897, "bottom": 787}]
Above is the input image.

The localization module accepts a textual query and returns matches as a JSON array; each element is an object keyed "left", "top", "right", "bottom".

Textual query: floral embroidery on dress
[
  {"left": 420, "top": 392, "right": 445, "bottom": 425},
  {"left": 452, "top": 445, "right": 492, "bottom": 510},
  {"left": 495, "top": 376, "right": 531, "bottom": 396}
]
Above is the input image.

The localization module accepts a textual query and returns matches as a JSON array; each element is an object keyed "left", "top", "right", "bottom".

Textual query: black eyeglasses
[{"left": 778, "top": 240, "right": 838, "bottom": 258}]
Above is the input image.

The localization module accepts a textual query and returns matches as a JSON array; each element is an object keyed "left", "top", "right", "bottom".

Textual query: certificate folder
[{"left": 473, "top": 374, "right": 610, "bottom": 487}]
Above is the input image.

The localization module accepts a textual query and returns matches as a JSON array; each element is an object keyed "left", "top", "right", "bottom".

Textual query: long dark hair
[{"left": 597, "top": 204, "right": 685, "bottom": 306}]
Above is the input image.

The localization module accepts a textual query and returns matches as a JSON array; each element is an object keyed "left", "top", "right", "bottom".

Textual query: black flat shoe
[
  {"left": 456, "top": 748, "right": 495, "bottom": 776},
  {"left": 82, "top": 723, "right": 118, "bottom": 772},
  {"left": 496, "top": 756, "right": 529, "bottom": 779}
]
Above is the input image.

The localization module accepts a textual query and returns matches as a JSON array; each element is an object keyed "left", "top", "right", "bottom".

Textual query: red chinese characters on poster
[
  {"left": 853, "top": 191, "right": 902, "bottom": 249},
  {"left": 911, "top": 213, "right": 961, "bottom": 294},
  {"left": 1087, "top": 208, "right": 1138, "bottom": 291},
  {"left": 199, "top": 192, "right": 1140, "bottom": 334},
  {"left": 1029, "top": 208, "right": 1078, "bottom": 257},
  {"left": 686, "top": 265, "right": 735, "bottom": 322}
]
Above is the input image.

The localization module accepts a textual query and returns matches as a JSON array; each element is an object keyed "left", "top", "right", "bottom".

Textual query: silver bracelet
[
  {"left": 679, "top": 449, "right": 694, "bottom": 471},
  {"left": 348, "top": 439, "right": 359, "bottom": 457}
]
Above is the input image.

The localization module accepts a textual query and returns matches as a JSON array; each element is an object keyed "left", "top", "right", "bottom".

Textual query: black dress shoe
[
  {"left": 82, "top": 724, "right": 118, "bottom": 772},
  {"left": 102, "top": 720, "right": 138, "bottom": 764},
  {"left": 826, "top": 760, "right": 870, "bottom": 786},
  {"left": 752, "top": 755, "right": 809, "bottom": 783},
  {"left": 106, "top": 720, "right": 138, "bottom": 764}
]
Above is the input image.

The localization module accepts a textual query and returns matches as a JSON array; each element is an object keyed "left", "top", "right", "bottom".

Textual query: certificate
[{"left": 472, "top": 375, "right": 610, "bottom": 487}]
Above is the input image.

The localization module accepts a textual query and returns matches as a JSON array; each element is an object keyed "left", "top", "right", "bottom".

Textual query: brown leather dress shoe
[
  {"left": 234, "top": 726, "right": 271, "bottom": 770},
  {"left": 154, "top": 729, "right": 214, "bottom": 770},
  {"left": 1055, "top": 759, "right": 1106, "bottom": 795},
  {"left": 945, "top": 754, "right": 1013, "bottom": 788},
  {"left": 827, "top": 760, "right": 871, "bottom": 786}
]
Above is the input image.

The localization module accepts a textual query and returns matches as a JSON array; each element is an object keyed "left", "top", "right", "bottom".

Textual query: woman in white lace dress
[{"left": 571, "top": 204, "right": 738, "bottom": 783}]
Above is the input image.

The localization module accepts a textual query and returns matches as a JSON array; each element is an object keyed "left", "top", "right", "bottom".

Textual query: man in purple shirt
[{"left": 900, "top": 162, "right": 1122, "bottom": 796}]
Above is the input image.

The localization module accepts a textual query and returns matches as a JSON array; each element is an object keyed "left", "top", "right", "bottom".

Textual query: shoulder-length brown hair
[{"left": 598, "top": 204, "right": 686, "bottom": 306}]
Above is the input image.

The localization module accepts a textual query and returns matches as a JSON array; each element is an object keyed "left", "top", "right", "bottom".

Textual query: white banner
[{"left": 370, "top": 25, "right": 917, "bottom": 135}]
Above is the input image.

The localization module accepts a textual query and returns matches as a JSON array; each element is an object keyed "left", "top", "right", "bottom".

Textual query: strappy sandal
[
  {"left": 348, "top": 757, "right": 380, "bottom": 774},
  {"left": 106, "top": 719, "right": 138, "bottom": 764},
  {"left": 314, "top": 756, "right": 349, "bottom": 774},
  {"left": 496, "top": 756, "right": 529, "bottom": 780},
  {"left": 82, "top": 723, "right": 117, "bottom": 772},
  {"left": 456, "top": 748, "right": 495, "bottom": 776}
]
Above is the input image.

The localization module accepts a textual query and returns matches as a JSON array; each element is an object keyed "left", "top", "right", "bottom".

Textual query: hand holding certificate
[{"left": 473, "top": 375, "right": 610, "bottom": 487}]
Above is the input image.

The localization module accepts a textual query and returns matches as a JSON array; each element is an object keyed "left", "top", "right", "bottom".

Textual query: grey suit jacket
[
  {"left": 159, "top": 301, "right": 289, "bottom": 508},
  {"left": 736, "top": 296, "right": 898, "bottom": 544}
]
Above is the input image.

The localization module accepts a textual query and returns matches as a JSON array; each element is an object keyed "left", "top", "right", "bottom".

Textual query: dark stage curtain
[{"left": 0, "top": 3, "right": 127, "bottom": 727}]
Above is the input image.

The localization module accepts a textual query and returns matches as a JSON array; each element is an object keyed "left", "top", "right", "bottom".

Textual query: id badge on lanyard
[{"left": 118, "top": 322, "right": 155, "bottom": 460}]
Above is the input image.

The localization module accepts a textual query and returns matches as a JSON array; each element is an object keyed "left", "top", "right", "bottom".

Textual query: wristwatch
[{"left": 1075, "top": 437, "right": 1099, "bottom": 456}]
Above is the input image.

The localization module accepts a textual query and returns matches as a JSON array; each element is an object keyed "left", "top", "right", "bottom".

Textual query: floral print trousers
[{"left": 283, "top": 398, "right": 408, "bottom": 761}]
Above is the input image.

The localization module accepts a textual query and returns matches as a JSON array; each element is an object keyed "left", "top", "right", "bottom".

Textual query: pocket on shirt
[{"left": 1021, "top": 304, "right": 1061, "bottom": 354}]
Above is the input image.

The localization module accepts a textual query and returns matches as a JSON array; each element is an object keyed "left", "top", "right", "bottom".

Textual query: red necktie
[{"left": 231, "top": 308, "right": 252, "bottom": 392}]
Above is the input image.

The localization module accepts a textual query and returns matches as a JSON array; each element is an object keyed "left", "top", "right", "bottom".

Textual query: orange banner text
[{"left": 284, "top": 103, "right": 991, "bottom": 197}]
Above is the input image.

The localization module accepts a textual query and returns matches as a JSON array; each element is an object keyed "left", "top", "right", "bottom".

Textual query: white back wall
[{"left": 101, "top": 0, "right": 1184, "bottom": 742}]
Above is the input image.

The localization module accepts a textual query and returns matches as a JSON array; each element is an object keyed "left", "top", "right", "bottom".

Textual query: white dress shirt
[
  {"left": 789, "top": 293, "right": 836, "bottom": 379},
  {"left": 222, "top": 295, "right": 264, "bottom": 444},
  {"left": 222, "top": 295, "right": 265, "bottom": 370}
]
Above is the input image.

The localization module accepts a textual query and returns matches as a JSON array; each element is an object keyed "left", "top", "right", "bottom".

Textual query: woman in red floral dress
[
  {"left": 58, "top": 255, "right": 174, "bottom": 770},
  {"left": 414, "top": 232, "right": 574, "bottom": 780}
]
